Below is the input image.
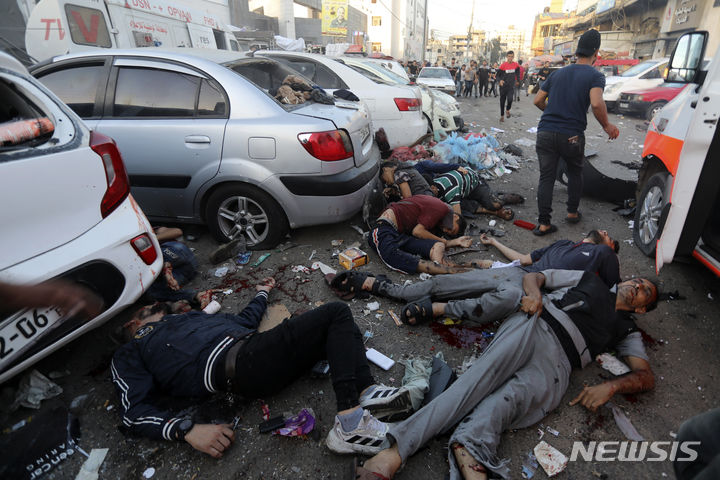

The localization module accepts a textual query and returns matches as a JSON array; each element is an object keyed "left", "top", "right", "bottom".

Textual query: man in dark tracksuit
[
  {"left": 111, "top": 278, "right": 410, "bottom": 458},
  {"left": 477, "top": 61, "right": 489, "bottom": 97}
]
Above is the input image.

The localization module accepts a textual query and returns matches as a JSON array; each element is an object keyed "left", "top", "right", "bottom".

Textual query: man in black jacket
[{"left": 111, "top": 278, "right": 410, "bottom": 458}]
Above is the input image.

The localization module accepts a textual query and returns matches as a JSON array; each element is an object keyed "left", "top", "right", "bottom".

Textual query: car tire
[
  {"left": 634, "top": 172, "right": 667, "bottom": 257},
  {"left": 205, "top": 184, "right": 288, "bottom": 249},
  {"left": 646, "top": 101, "right": 666, "bottom": 121}
]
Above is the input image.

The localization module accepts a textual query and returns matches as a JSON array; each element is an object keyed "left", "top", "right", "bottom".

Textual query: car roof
[
  {"left": 0, "top": 51, "right": 29, "bottom": 75},
  {"left": 40, "top": 47, "right": 247, "bottom": 67}
]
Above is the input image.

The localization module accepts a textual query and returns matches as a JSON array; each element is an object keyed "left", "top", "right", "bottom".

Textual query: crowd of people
[{"left": 5, "top": 28, "right": 717, "bottom": 480}]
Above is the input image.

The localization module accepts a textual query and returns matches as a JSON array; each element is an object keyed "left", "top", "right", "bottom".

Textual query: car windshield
[
  {"left": 342, "top": 63, "right": 395, "bottom": 85},
  {"left": 362, "top": 62, "right": 410, "bottom": 84},
  {"left": 418, "top": 68, "right": 452, "bottom": 79},
  {"left": 620, "top": 60, "right": 660, "bottom": 77},
  {"left": 224, "top": 58, "right": 317, "bottom": 107}
]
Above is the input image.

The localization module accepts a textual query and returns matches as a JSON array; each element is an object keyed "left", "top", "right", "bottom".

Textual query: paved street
[{"left": 3, "top": 94, "right": 720, "bottom": 480}]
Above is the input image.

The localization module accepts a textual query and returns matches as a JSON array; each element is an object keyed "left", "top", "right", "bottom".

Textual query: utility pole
[{"left": 465, "top": 0, "right": 475, "bottom": 63}]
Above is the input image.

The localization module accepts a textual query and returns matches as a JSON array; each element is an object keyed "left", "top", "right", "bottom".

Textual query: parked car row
[{"left": 2, "top": 45, "right": 465, "bottom": 383}]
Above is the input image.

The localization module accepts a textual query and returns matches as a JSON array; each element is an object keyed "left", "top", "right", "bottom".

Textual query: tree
[{"left": 489, "top": 37, "right": 502, "bottom": 64}]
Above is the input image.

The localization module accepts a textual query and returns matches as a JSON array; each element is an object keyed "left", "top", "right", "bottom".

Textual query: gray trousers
[
  {"left": 377, "top": 267, "right": 526, "bottom": 324},
  {"left": 388, "top": 312, "right": 572, "bottom": 479}
]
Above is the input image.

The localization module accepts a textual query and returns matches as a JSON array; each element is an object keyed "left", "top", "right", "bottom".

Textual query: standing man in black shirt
[{"left": 477, "top": 60, "right": 489, "bottom": 98}]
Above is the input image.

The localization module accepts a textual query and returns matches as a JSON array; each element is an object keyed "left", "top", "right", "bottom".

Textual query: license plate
[
  {"left": 359, "top": 125, "right": 370, "bottom": 143},
  {"left": 619, "top": 102, "right": 629, "bottom": 108},
  {"left": 0, "top": 306, "right": 63, "bottom": 368}
]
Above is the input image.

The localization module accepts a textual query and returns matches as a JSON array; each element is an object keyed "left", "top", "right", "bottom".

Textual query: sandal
[
  {"left": 329, "top": 271, "right": 390, "bottom": 300},
  {"left": 497, "top": 192, "right": 525, "bottom": 205},
  {"left": 565, "top": 211, "right": 582, "bottom": 224},
  {"left": 400, "top": 297, "right": 433, "bottom": 325},
  {"left": 532, "top": 224, "right": 558, "bottom": 236}
]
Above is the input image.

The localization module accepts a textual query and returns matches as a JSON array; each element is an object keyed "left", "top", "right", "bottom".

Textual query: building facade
[
  {"left": 351, "top": 0, "right": 428, "bottom": 60},
  {"left": 497, "top": 26, "right": 526, "bottom": 57}
]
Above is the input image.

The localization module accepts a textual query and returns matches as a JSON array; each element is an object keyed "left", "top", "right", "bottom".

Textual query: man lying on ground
[
  {"left": 366, "top": 195, "right": 480, "bottom": 275},
  {"left": 111, "top": 278, "right": 410, "bottom": 458},
  {"left": 355, "top": 269, "right": 658, "bottom": 480},
  {"left": 334, "top": 228, "right": 621, "bottom": 325}
]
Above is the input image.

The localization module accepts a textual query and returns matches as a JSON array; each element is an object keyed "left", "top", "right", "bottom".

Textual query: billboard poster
[{"left": 322, "top": 0, "right": 348, "bottom": 37}]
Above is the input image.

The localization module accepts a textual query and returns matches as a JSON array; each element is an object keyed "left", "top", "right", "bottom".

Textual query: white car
[
  {"left": 0, "top": 52, "right": 162, "bottom": 384},
  {"left": 603, "top": 58, "right": 669, "bottom": 111},
  {"left": 364, "top": 58, "right": 411, "bottom": 82},
  {"left": 416, "top": 67, "right": 456, "bottom": 94},
  {"left": 257, "top": 51, "right": 425, "bottom": 149},
  {"left": 338, "top": 57, "right": 464, "bottom": 133}
]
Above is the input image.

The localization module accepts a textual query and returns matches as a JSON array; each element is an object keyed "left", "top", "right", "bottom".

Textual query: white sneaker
[
  {"left": 359, "top": 385, "right": 412, "bottom": 420},
  {"left": 325, "top": 410, "right": 389, "bottom": 455}
]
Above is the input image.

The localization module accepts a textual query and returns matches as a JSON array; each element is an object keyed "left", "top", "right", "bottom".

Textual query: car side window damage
[{"left": 0, "top": 76, "right": 54, "bottom": 150}]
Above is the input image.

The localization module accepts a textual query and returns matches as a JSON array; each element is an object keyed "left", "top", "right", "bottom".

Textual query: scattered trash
[
  {"left": 389, "top": 310, "right": 402, "bottom": 327},
  {"left": 74, "top": 448, "right": 109, "bottom": 480},
  {"left": 514, "top": 138, "right": 535, "bottom": 147},
  {"left": 363, "top": 330, "right": 374, "bottom": 340},
  {"left": 596, "top": 353, "right": 631, "bottom": 376},
  {"left": 235, "top": 251, "right": 252, "bottom": 265},
  {"left": 142, "top": 467, "right": 156, "bottom": 478},
  {"left": 339, "top": 247, "right": 369, "bottom": 270},
  {"left": 251, "top": 253, "right": 271, "bottom": 267},
  {"left": 311, "top": 360, "right": 330, "bottom": 378},
  {"left": 276, "top": 242, "right": 299, "bottom": 252},
  {"left": 607, "top": 402, "right": 644, "bottom": 441},
  {"left": 366, "top": 348, "right": 395, "bottom": 370},
  {"left": 222, "top": 289, "right": 233, "bottom": 295},
  {"left": 628, "top": 220, "right": 635, "bottom": 229},
  {"left": 419, "top": 273, "right": 432, "bottom": 281},
  {"left": 292, "top": 265, "right": 311, "bottom": 274},
  {"left": 275, "top": 408, "right": 316, "bottom": 437},
  {"left": 311, "top": 261, "right": 336, "bottom": 275},
  {"left": 533, "top": 441, "right": 568, "bottom": 477},
  {"left": 546, "top": 426, "right": 559, "bottom": 437},
  {"left": 514, "top": 219, "right": 536, "bottom": 230},
  {"left": 491, "top": 259, "right": 522, "bottom": 269},
  {"left": 708, "top": 293, "right": 714, "bottom": 300},
  {"left": 350, "top": 225, "right": 365, "bottom": 235},
  {"left": 398, "top": 356, "right": 432, "bottom": 411},
  {"left": 106, "top": 405, "right": 114, "bottom": 411},
  {"left": 488, "top": 219, "right": 497, "bottom": 227},
  {"left": 537, "top": 428, "right": 545, "bottom": 440},
  {"left": 258, "top": 304, "right": 291, "bottom": 332},
  {"left": 308, "top": 250, "right": 316, "bottom": 261},
  {"left": 521, "top": 451, "right": 539, "bottom": 479},
  {"left": 366, "top": 301, "right": 380, "bottom": 311},
  {"left": 670, "top": 431, "right": 677, "bottom": 438},
  {"left": 490, "top": 127, "right": 505, "bottom": 133},
  {"left": 527, "top": 127, "right": 538, "bottom": 133},
  {"left": 214, "top": 267, "right": 229, "bottom": 277},
  {"left": 331, "top": 239, "right": 344, "bottom": 247},
  {"left": 202, "top": 300, "right": 222, "bottom": 314},
  {"left": 12, "top": 370, "right": 63, "bottom": 410}
]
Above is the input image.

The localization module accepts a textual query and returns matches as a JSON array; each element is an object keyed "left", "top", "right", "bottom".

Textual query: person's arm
[
  {"left": 533, "top": 89, "right": 548, "bottom": 111},
  {"left": 154, "top": 226, "right": 183, "bottom": 242},
  {"left": 0, "top": 280, "right": 103, "bottom": 318},
  {"left": 398, "top": 182, "right": 413, "bottom": 199},
  {"left": 227, "top": 278, "right": 274, "bottom": 329},
  {"left": 480, "top": 234, "right": 532, "bottom": 264},
  {"left": 415, "top": 160, "right": 460, "bottom": 175},
  {"left": 520, "top": 272, "right": 545, "bottom": 315},
  {"left": 570, "top": 356, "right": 654, "bottom": 412},
  {"left": 590, "top": 87, "right": 619, "bottom": 139},
  {"left": 411, "top": 223, "right": 445, "bottom": 243}
]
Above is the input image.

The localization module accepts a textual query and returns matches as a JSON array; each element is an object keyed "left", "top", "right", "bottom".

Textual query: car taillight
[
  {"left": 394, "top": 97, "right": 422, "bottom": 111},
  {"left": 90, "top": 131, "right": 130, "bottom": 218},
  {"left": 298, "top": 130, "right": 354, "bottom": 161},
  {"left": 131, "top": 233, "right": 158, "bottom": 265}
]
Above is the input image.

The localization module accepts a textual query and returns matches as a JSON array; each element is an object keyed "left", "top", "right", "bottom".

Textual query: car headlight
[
  {"left": 637, "top": 95, "right": 645, "bottom": 101},
  {"left": 605, "top": 83, "right": 621, "bottom": 94}
]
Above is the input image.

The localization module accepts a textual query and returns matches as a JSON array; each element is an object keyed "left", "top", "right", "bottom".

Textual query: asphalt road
[{"left": 2, "top": 91, "right": 719, "bottom": 480}]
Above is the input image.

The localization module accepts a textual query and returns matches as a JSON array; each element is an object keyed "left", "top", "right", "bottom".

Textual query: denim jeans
[
  {"left": 232, "top": 302, "right": 374, "bottom": 411},
  {"left": 536, "top": 130, "right": 585, "bottom": 225},
  {"left": 145, "top": 241, "right": 198, "bottom": 303},
  {"left": 455, "top": 80, "right": 462, "bottom": 96}
]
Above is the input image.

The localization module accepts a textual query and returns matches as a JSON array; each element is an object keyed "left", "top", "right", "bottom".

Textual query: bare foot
[
  {"left": 452, "top": 443, "right": 488, "bottom": 480},
  {"left": 362, "top": 445, "right": 403, "bottom": 479}
]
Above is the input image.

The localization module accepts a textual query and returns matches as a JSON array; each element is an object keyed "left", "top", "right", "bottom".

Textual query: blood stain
[{"left": 430, "top": 322, "right": 496, "bottom": 350}]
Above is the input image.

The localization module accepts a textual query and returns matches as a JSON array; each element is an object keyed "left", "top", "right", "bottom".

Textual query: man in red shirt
[
  {"left": 367, "top": 195, "right": 473, "bottom": 274},
  {"left": 497, "top": 51, "right": 521, "bottom": 122}
]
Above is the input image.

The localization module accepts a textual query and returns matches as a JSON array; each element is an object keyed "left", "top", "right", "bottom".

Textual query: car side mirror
[{"left": 666, "top": 31, "right": 708, "bottom": 84}]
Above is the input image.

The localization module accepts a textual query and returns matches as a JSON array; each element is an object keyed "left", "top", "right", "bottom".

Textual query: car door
[{"left": 98, "top": 58, "right": 228, "bottom": 220}]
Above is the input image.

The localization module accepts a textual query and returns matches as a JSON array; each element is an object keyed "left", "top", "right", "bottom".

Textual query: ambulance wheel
[{"left": 634, "top": 173, "right": 667, "bottom": 256}]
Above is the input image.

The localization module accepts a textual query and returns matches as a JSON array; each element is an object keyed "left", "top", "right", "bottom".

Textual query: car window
[
  {"left": 620, "top": 60, "right": 660, "bottom": 77},
  {"left": 315, "top": 64, "right": 347, "bottom": 89},
  {"left": 113, "top": 67, "right": 200, "bottom": 117},
  {"left": 280, "top": 59, "right": 316, "bottom": 79},
  {"left": 0, "top": 75, "right": 58, "bottom": 151},
  {"left": 198, "top": 79, "right": 227, "bottom": 116},
  {"left": 345, "top": 64, "right": 393, "bottom": 85},
  {"left": 640, "top": 64, "right": 666, "bottom": 79},
  {"left": 36, "top": 64, "right": 104, "bottom": 118}
]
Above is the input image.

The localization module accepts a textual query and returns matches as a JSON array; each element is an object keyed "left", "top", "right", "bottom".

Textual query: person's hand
[
  {"left": 520, "top": 295, "right": 542, "bottom": 315},
  {"left": 184, "top": 423, "right": 235, "bottom": 458},
  {"left": 499, "top": 80, "right": 504, "bottom": 87},
  {"left": 2, "top": 280, "right": 104, "bottom": 319},
  {"left": 479, "top": 233, "right": 494, "bottom": 246},
  {"left": 163, "top": 262, "right": 180, "bottom": 291},
  {"left": 456, "top": 166, "right": 469, "bottom": 175},
  {"left": 256, "top": 277, "right": 275, "bottom": 293},
  {"left": 569, "top": 383, "right": 615, "bottom": 412},
  {"left": 604, "top": 123, "right": 620, "bottom": 140},
  {"left": 449, "top": 236, "right": 472, "bottom": 248}
]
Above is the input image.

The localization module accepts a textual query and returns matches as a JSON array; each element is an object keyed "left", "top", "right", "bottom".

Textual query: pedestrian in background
[
  {"left": 463, "top": 63, "right": 476, "bottom": 98},
  {"left": 516, "top": 59, "right": 525, "bottom": 100},
  {"left": 488, "top": 63, "right": 498, "bottom": 97},
  {"left": 456, "top": 64, "right": 465, "bottom": 97},
  {"left": 497, "top": 51, "right": 520, "bottom": 122},
  {"left": 477, "top": 60, "right": 489, "bottom": 97},
  {"left": 532, "top": 29, "right": 619, "bottom": 235}
]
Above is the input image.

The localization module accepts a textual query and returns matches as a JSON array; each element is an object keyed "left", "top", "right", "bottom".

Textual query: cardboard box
[{"left": 339, "top": 247, "right": 368, "bottom": 270}]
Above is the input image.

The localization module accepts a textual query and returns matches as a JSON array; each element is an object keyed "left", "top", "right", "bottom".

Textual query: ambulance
[
  {"left": 24, "top": 0, "right": 240, "bottom": 62},
  {"left": 634, "top": 30, "right": 720, "bottom": 275}
]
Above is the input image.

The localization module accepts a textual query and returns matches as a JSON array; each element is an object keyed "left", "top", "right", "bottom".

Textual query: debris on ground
[
  {"left": 236, "top": 251, "right": 252, "bottom": 265},
  {"left": 366, "top": 301, "right": 380, "bottom": 311},
  {"left": 74, "top": 448, "right": 108, "bottom": 480},
  {"left": 275, "top": 408, "right": 315, "bottom": 437},
  {"left": 607, "top": 402, "right": 644, "bottom": 441},
  {"left": 12, "top": 369, "right": 62, "bottom": 410},
  {"left": 202, "top": 300, "right": 221, "bottom": 314},
  {"left": 533, "top": 440, "right": 568, "bottom": 477},
  {"left": 251, "top": 253, "right": 271, "bottom": 267},
  {"left": 596, "top": 353, "right": 631, "bottom": 376},
  {"left": 521, "top": 451, "right": 539, "bottom": 479},
  {"left": 366, "top": 348, "right": 395, "bottom": 370},
  {"left": 399, "top": 356, "right": 433, "bottom": 410},
  {"left": 339, "top": 248, "right": 368, "bottom": 270},
  {"left": 142, "top": 467, "right": 156, "bottom": 478}
]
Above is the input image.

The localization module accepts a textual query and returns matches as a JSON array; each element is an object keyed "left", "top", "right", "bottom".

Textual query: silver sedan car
[{"left": 31, "top": 49, "right": 379, "bottom": 248}]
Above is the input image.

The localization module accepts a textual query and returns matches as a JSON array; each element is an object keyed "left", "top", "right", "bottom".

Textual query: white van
[
  {"left": 24, "top": 0, "right": 240, "bottom": 62},
  {"left": 603, "top": 58, "right": 669, "bottom": 111},
  {"left": 633, "top": 30, "right": 720, "bottom": 275}
]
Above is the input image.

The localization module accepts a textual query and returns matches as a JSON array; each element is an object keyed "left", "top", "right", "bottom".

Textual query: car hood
[{"left": 622, "top": 83, "right": 686, "bottom": 96}]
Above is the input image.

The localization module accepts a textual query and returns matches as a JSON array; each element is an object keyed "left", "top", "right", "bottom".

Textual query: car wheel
[
  {"left": 633, "top": 172, "right": 667, "bottom": 256},
  {"left": 646, "top": 101, "right": 666, "bottom": 121},
  {"left": 205, "top": 184, "right": 288, "bottom": 249}
]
